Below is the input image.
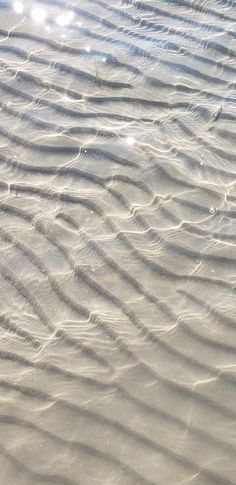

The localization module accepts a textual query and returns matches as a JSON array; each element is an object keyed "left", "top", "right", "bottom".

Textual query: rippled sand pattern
[{"left": 0, "top": 0, "right": 236, "bottom": 483}]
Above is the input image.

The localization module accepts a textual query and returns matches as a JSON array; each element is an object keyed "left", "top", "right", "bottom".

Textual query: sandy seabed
[{"left": 0, "top": 0, "right": 235, "bottom": 484}]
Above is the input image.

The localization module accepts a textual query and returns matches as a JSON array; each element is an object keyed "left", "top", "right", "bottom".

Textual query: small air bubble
[
  {"left": 209, "top": 206, "right": 216, "bottom": 215},
  {"left": 86, "top": 46, "right": 91, "bottom": 53},
  {"left": 102, "top": 57, "right": 107, "bottom": 63}
]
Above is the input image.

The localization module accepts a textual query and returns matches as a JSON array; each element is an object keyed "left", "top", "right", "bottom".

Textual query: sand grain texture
[{"left": 0, "top": 0, "right": 236, "bottom": 483}]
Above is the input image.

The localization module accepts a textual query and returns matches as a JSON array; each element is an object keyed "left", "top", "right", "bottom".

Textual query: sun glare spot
[
  {"left": 126, "top": 136, "right": 136, "bottom": 146},
  {"left": 31, "top": 7, "right": 46, "bottom": 22},
  {"left": 13, "top": 0, "right": 24, "bottom": 14},
  {"left": 56, "top": 11, "right": 74, "bottom": 26}
]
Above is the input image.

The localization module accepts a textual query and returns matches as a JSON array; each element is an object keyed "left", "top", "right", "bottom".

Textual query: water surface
[{"left": 0, "top": 0, "right": 236, "bottom": 484}]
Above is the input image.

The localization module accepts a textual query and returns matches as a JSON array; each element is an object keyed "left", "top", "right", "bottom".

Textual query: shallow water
[{"left": 0, "top": 0, "right": 236, "bottom": 483}]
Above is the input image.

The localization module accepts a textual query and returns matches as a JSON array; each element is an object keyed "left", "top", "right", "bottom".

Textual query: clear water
[{"left": 0, "top": 0, "right": 236, "bottom": 484}]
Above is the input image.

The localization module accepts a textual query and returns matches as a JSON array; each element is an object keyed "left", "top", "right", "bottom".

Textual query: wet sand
[{"left": 0, "top": 0, "right": 236, "bottom": 484}]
